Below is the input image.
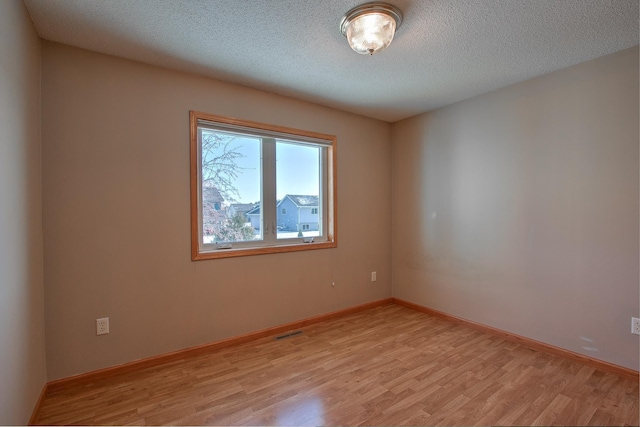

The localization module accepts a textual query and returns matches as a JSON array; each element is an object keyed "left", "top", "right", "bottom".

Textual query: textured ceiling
[{"left": 23, "top": 0, "right": 639, "bottom": 122}]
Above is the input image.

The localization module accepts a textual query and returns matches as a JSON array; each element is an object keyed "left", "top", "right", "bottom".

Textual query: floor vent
[{"left": 275, "top": 330, "right": 303, "bottom": 340}]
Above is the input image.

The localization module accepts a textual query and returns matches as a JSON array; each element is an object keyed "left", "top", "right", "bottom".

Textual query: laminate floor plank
[{"left": 34, "top": 304, "right": 639, "bottom": 426}]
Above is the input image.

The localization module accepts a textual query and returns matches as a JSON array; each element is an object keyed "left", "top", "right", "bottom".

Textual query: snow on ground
[{"left": 203, "top": 230, "right": 320, "bottom": 244}]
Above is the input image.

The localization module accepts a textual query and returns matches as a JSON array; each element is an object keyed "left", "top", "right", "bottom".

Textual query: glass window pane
[
  {"left": 275, "top": 141, "right": 321, "bottom": 239},
  {"left": 200, "top": 129, "right": 261, "bottom": 244}
]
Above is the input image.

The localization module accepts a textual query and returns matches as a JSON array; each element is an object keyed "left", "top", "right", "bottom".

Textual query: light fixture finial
[{"left": 340, "top": 2, "right": 403, "bottom": 55}]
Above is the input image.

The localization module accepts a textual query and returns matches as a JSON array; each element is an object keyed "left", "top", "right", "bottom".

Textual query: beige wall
[
  {"left": 392, "top": 47, "right": 639, "bottom": 370},
  {"left": 29, "top": 22, "right": 640, "bottom": 384},
  {"left": 0, "top": 0, "right": 47, "bottom": 423},
  {"left": 41, "top": 42, "right": 392, "bottom": 380}
]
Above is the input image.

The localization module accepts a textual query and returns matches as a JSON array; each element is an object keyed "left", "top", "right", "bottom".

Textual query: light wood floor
[{"left": 34, "top": 304, "right": 639, "bottom": 426}]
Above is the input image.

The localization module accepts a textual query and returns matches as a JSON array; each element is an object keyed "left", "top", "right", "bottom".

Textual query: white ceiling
[{"left": 23, "top": 0, "right": 639, "bottom": 122}]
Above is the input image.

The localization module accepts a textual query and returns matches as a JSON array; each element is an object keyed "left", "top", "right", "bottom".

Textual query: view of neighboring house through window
[
  {"left": 190, "top": 111, "right": 337, "bottom": 260},
  {"left": 200, "top": 131, "right": 261, "bottom": 243},
  {"left": 276, "top": 195, "right": 320, "bottom": 239},
  {"left": 276, "top": 141, "right": 321, "bottom": 239}
]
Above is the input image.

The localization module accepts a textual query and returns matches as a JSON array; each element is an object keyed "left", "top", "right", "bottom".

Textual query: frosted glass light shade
[
  {"left": 340, "top": 2, "right": 402, "bottom": 56},
  {"left": 346, "top": 13, "right": 396, "bottom": 55}
]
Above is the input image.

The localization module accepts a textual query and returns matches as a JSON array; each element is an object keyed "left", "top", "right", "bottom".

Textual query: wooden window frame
[{"left": 190, "top": 111, "right": 337, "bottom": 260}]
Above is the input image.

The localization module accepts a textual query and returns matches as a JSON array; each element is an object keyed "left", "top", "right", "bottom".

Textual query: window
[{"left": 190, "top": 111, "right": 337, "bottom": 260}]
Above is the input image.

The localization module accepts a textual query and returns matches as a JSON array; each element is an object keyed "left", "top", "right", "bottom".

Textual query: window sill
[{"left": 192, "top": 240, "right": 337, "bottom": 261}]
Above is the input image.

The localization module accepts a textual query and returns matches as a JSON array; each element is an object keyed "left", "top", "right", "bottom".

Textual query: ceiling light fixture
[{"left": 340, "top": 2, "right": 403, "bottom": 55}]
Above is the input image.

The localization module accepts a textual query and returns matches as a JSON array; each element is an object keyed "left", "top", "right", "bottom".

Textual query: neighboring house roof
[
  {"left": 247, "top": 195, "right": 317, "bottom": 214},
  {"left": 230, "top": 203, "right": 256, "bottom": 212},
  {"left": 278, "top": 195, "right": 318, "bottom": 208},
  {"left": 246, "top": 205, "right": 260, "bottom": 215},
  {"left": 202, "top": 185, "right": 223, "bottom": 204}
]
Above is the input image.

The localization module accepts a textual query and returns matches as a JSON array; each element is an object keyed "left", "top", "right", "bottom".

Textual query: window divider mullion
[{"left": 262, "top": 138, "right": 277, "bottom": 245}]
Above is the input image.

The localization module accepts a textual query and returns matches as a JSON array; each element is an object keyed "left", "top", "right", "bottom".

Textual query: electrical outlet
[
  {"left": 632, "top": 317, "right": 640, "bottom": 335},
  {"left": 371, "top": 271, "right": 377, "bottom": 282},
  {"left": 96, "top": 317, "right": 109, "bottom": 335}
]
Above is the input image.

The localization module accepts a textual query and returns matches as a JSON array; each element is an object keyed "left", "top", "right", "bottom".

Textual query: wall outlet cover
[{"left": 96, "top": 317, "right": 109, "bottom": 335}]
